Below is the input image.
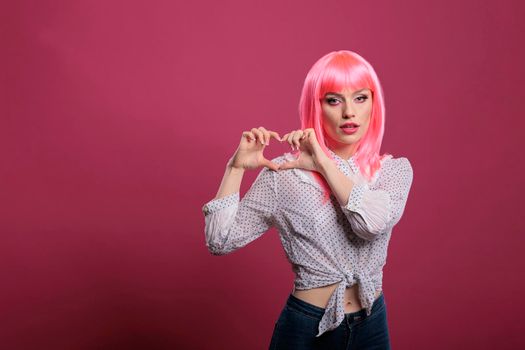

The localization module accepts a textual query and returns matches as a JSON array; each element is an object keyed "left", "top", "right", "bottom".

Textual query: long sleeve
[
  {"left": 342, "top": 157, "right": 413, "bottom": 241},
  {"left": 201, "top": 166, "right": 278, "bottom": 255}
]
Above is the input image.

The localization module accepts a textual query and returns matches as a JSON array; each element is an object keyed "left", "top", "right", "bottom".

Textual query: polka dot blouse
[{"left": 201, "top": 148, "right": 414, "bottom": 337}]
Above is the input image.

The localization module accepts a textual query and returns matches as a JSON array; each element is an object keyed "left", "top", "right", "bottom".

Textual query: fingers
[
  {"left": 291, "top": 130, "right": 304, "bottom": 150},
  {"left": 300, "top": 130, "right": 309, "bottom": 140},
  {"left": 286, "top": 131, "right": 296, "bottom": 150},
  {"left": 269, "top": 130, "right": 282, "bottom": 142},
  {"left": 251, "top": 128, "right": 266, "bottom": 145},
  {"left": 251, "top": 127, "right": 280, "bottom": 146},
  {"left": 244, "top": 127, "right": 282, "bottom": 146},
  {"left": 260, "top": 158, "right": 280, "bottom": 171},
  {"left": 242, "top": 131, "right": 255, "bottom": 142},
  {"left": 258, "top": 127, "right": 270, "bottom": 145},
  {"left": 283, "top": 130, "right": 305, "bottom": 151}
]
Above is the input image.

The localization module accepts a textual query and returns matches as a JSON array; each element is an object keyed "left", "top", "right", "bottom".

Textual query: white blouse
[{"left": 201, "top": 149, "right": 414, "bottom": 337}]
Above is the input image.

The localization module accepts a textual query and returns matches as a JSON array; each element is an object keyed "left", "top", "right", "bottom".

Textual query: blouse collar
[
  {"left": 327, "top": 148, "right": 360, "bottom": 175},
  {"left": 287, "top": 149, "right": 390, "bottom": 191}
]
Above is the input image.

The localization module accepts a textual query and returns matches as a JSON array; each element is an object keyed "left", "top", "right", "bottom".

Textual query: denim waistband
[{"left": 286, "top": 290, "right": 384, "bottom": 321}]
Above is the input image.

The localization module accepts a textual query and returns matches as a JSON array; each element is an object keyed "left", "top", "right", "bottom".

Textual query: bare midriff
[{"left": 292, "top": 282, "right": 382, "bottom": 313}]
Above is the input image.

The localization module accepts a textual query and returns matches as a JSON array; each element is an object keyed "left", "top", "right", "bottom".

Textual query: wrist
[
  {"left": 317, "top": 156, "right": 335, "bottom": 176},
  {"left": 227, "top": 159, "right": 246, "bottom": 173}
]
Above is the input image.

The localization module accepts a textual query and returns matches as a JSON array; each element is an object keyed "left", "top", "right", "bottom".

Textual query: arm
[
  {"left": 319, "top": 157, "right": 414, "bottom": 241},
  {"left": 201, "top": 161, "right": 278, "bottom": 255},
  {"left": 214, "top": 158, "right": 246, "bottom": 200}
]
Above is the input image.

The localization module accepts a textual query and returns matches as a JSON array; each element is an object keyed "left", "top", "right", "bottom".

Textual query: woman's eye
[
  {"left": 326, "top": 97, "right": 340, "bottom": 105},
  {"left": 355, "top": 95, "right": 368, "bottom": 103}
]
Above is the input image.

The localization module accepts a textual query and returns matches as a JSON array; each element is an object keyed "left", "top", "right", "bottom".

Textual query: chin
[
  {"left": 327, "top": 130, "right": 361, "bottom": 146},
  {"left": 335, "top": 138, "right": 358, "bottom": 146},
  {"left": 337, "top": 133, "right": 360, "bottom": 142}
]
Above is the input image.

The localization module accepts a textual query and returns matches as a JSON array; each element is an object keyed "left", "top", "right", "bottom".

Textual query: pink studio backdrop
[{"left": 2, "top": 0, "right": 524, "bottom": 349}]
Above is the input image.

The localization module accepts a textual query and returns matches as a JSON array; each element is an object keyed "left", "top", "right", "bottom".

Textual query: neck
[{"left": 325, "top": 138, "right": 357, "bottom": 160}]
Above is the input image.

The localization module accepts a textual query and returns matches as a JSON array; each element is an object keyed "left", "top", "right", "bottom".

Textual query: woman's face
[{"left": 320, "top": 87, "right": 373, "bottom": 157}]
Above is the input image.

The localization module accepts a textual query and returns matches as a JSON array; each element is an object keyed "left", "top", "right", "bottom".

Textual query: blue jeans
[{"left": 269, "top": 291, "right": 391, "bottom": 350}]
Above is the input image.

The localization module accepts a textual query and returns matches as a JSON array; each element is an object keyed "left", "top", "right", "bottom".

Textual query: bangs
[{"left": 317, "top": 55, "right": 372, "bottom": 98}]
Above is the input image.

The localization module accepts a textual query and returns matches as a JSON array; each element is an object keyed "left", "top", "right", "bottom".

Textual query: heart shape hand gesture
[
  {"left": 229, "top": 127, "right": 330, "bottom": 173},
  {"left": 278, "top": 128, "right": 329, "bottom": 173}
]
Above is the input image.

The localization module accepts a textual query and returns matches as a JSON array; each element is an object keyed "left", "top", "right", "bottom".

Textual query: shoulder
[
  {"left": 378, "top": 155, "right": 413, "bottom": 185},
  {"left": 382, "top": 155, "right": 412, "bottom": 173}
]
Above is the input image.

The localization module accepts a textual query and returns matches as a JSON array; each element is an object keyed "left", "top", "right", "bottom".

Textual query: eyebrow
[{"left": 325, "top": 89, "right": 370, "bottom": 98}]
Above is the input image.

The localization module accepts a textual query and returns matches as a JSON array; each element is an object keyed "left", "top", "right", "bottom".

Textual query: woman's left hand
[{"left": 278, "top": 128, "right": 330, "bottom": 172}]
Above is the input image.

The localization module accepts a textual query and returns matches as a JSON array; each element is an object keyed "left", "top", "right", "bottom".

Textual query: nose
[{"left": 343, "top": 103, "right": 356, "bottom": 119}]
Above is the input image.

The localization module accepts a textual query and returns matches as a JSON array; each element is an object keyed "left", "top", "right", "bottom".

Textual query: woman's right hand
[{"left": 228, "top": 127, "right": 282, "bottom": 171}]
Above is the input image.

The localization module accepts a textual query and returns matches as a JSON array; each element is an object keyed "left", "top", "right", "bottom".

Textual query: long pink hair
[{"left": 297, "top": 50, "right": 391, "bottom": 204}]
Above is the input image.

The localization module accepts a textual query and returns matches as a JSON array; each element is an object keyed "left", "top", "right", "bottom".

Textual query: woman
[{"left": 202, "top": 50, "right": 413, "bottom": 349}]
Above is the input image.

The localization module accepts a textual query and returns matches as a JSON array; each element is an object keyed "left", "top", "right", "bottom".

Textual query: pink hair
[{"left": 296, "top": 50, "right": 392, "bottom": 204}]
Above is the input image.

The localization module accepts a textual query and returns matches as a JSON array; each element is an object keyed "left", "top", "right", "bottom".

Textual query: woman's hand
[
  {"left": 279, "top": 128, "right": 330, "bottom": 172},
  {"left": 229, "top": 126, "right": 282, "bottom": 171}
]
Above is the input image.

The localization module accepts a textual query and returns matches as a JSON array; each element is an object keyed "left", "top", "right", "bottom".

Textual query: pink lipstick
[{"left": 340, "top": 122, "right": 359, "bottom": 135}]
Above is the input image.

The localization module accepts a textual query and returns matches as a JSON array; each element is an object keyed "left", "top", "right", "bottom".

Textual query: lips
[
  {"left": 340, "top": 122, "right": 359, "bottom": 135},
  {"left": 340, "top": 122, "right": 359, "bottom": 128}
]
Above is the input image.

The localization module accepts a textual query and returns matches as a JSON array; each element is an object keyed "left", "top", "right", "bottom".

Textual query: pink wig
[{"left": 297, "top": 50, "right": 392, "bottom": 204}]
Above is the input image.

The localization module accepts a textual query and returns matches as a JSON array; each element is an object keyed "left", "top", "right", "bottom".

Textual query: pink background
[{"left": 2, "top": 0, "right": 524, "bottom": 349}]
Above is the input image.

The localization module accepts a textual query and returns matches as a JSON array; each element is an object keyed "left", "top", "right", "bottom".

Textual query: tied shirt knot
[
  {"left": 315, "top": 270, "right": 375, "bottom": 337},
  {"left": 315, "top": 270, "right": 355, "bottom": 337}
]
